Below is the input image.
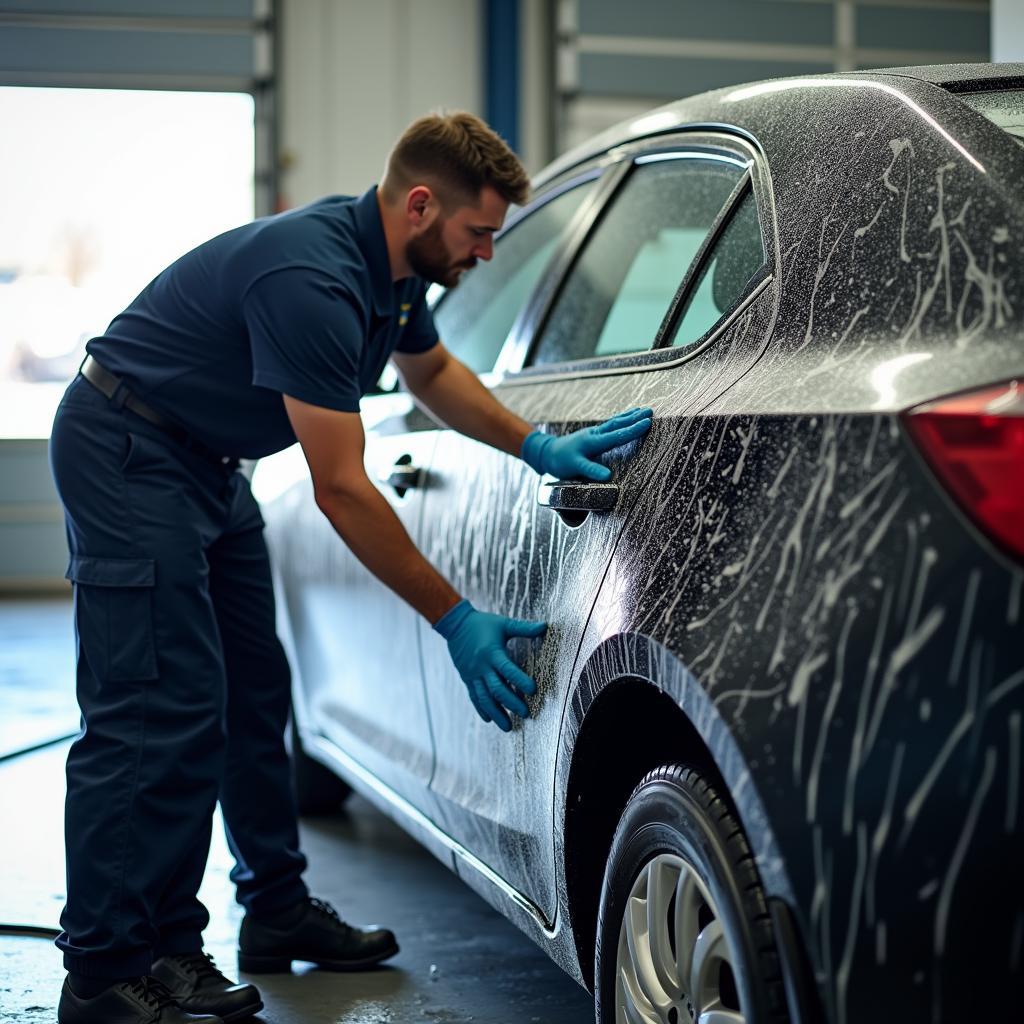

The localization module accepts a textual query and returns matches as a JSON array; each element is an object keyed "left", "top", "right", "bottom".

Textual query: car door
[
  {"left": 418, "top": 136, "right": 776, "bottom": 924},
  {"left": 267, "top": 172, "right": 603, "bottom": 811},
  {"left": 267, "top": 386, "right": 440, "bottom": 808}
]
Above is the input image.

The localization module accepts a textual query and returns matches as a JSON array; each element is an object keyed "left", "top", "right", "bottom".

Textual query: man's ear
[{"left": 406, "top": 185, "right": 434, "bottom": 226}]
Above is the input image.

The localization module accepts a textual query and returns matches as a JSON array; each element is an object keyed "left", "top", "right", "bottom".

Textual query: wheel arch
[{"left": 555, "top": 632, "right": 796, "bottom": 991}]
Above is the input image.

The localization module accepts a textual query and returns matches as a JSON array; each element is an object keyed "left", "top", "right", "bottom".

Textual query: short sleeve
[
  {"left": 245, "top": 268, "right": 365, "bottom": 411},
  {"left": 395, "top": 287, "right": 439, "bottom": 355}
]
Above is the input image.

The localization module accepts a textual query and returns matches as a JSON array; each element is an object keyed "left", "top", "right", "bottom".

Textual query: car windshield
[{"left": 958, "top": 89, "right": 1024, "bottom": 148}]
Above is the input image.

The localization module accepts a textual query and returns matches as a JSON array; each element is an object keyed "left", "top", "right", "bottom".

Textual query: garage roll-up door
[
  {"left": 556, "top": 0, "right": 992, "bottom": 151},
  {"left": 0, "top": 1, "right": 270, "bottom": 91},
  {"left": 0, "top": 1, "right": 276, "bottom": 213},
  {"left": 0, "top": 1, "right": 276, "bottom": 592}
]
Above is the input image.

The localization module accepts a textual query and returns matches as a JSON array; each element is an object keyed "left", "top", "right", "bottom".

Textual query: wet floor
[
  {"left": 0, "top": 596, "right": 80, "bottom": 758},
  {"left": 0, "top": 598, "right": 595, "bottom": 1023}
]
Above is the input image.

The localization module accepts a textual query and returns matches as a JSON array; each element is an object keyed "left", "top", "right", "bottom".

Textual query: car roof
[
  {"left": 857, "top": 62, "right": 1024, "bottom": 90},
  {"left": 536, "top": 63, "right": 1024, "bottom": 192}
]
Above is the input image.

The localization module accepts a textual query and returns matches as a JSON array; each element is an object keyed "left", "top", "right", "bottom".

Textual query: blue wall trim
[{"left": 485, "top": 0, "right": 519, "bottom": 155}]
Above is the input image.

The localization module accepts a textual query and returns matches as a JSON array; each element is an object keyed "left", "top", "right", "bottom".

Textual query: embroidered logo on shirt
[{"left": 399, "top": 302, "right": 411, "bottom": 327}]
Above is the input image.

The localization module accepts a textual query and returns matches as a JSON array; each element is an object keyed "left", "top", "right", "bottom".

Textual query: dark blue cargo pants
[{"left": 48, "top": 374, "right": 308, "bottom": 978}]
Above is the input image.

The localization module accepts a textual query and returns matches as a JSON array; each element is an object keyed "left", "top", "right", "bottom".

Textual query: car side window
[
  {"left": 431, "top": 179, "right": 597, "bottom": 375},
  {"left": 527, "top": 155, "right": 745, "bottom": 367},
  {"left": 669, "top": 189, "right": 765, "bottom": 347}
]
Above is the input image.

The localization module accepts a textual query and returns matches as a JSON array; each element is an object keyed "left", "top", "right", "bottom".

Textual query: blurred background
[
  {"left": 0, "top": 11, "right": 1019, "bottom": 1022},
  {"left": 0, "top": 0, "right": 1019, "bottom": 595}
]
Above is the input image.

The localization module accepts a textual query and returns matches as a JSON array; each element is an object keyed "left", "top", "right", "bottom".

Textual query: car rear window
[
  {"left": 958, "top": 89, "right": 1024, "bottom": 147},
  {"left": 528, "top": 154, "right": 746, "bottom": 366}
]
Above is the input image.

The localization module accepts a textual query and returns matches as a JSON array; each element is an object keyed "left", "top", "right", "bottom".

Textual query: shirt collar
[{"left": 352, "top": 186, "right": 395, "bottom": 316}]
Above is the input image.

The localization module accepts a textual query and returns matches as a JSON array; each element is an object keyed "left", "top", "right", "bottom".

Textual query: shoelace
[
  {"left": 309, "top": 897, "right": 350, "bottom": 931},
  {"left": 128, "top": 977, "right": 178, "bottom": 1013},
  {"left": 175, "top": 952, "right": 229, "bottom": 987}
]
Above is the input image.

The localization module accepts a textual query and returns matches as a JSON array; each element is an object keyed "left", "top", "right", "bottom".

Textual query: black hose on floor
[
  {"left": 0, "top": 923, "right": 61, "bottom": 938},
  {"left": 0, "top": 730, "right": 79, "bottom": 764}
]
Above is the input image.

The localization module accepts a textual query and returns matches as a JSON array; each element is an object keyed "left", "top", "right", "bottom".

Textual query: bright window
[
  {"left": 671, "top": 189, "right": 766, "bottom": 346},
  {"left": 959, "top": 89, "right": 1024, "bottom": 143},
  {"left": 0, "top": 87, "right": 255, "bottom": 438},
  {"left": 529, "top": 155, "right": 745, "bottom": 367}
]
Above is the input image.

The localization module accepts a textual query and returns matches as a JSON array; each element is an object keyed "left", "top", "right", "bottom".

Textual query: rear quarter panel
[{"left": 565, "top": 76, "right": 1024, "bottom": 1022}]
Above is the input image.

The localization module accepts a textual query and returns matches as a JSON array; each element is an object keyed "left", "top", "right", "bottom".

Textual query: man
[{"left": 49, "top": 111, "right": 653, "bottom": 1023}]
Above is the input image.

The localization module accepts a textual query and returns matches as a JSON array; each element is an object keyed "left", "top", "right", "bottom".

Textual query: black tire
[
  {"left": 289, "top": 713, "right": 352, "bottom": 816},
  {"left": 595, "top": 765, "right": 788, "bottom": 1024}
]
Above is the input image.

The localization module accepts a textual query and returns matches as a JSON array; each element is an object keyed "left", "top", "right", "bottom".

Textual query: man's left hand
[{"left": 520, "top": 407, "right": 654, "bottom": 481}]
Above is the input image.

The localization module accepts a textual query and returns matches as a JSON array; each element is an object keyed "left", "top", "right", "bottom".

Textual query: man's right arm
[
  {"left": 283, "top": 393, "right": 461, "bottom": 625},
  {"left": 283, "top": 392, "right": 547, "bottom": 732}
]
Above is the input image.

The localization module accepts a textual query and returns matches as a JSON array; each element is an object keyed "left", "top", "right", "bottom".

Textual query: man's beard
[{"left": 405, "top": 218, "right": 476, "bottom": 287}]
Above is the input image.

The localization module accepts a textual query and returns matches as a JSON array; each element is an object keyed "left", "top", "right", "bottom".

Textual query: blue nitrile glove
[
  {"left": 520, "top": 407, "right": 654, "bottom": 481},
  {"left": 433, "top": 599, "right": 547, "bottom": 732}
]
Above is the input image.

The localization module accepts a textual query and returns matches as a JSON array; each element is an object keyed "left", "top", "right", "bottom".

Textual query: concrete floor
[
  {"left": 0, "top": 596, "right": 80, "bottom": 758},
  {"left": 0, "top": 598, "right": 595, "bottom": 1023}
]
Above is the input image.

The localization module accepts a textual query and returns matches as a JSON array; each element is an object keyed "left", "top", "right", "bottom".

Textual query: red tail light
[{"left": 902, "top": 380, "right": 1024, "bottom": 561}]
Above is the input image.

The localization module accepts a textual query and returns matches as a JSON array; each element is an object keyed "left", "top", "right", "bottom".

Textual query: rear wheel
[
  {"left": 595, "top": 765, "right": 787, "bottom": 1024},
  {"left": 289, "top": 714, "right": 352, "bottom": 816}
]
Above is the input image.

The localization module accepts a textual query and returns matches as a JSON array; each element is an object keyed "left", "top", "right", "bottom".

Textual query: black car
[{"left": 260, "top": 63, "right": 1024, "bottom": 1023}]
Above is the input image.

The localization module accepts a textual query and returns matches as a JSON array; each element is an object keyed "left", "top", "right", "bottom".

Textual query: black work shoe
[
  {"left": 151, "top": 953, "right": 263, "bottom": 1023},
  {"left": 238, "top": 896, "right": 399, "bottom": 973},
  {"left": 58, "top": 975, "right": 222, "bottom": 1023}
]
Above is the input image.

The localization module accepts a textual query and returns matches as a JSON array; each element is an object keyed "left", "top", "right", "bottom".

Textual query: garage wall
[
  {"left": 0, "top": 0, "right": 1000, "bottom": 590},
  {"left": 0, "top": 0, "right": 535, "bottom": 590},
  {"left": 278, "top": 0, "right": 482, "bottom": 204},
  {"left": 557, "top": 0, "right": 993, "bottom": 150},
  {"left": 0, "top": 0, "right": 273, "bottom": 591},
  {"left": 0, "top": 441, "right": 66, "bottom": 588},
  {"left": 277, "top": 0, "right": 555, "bottom": 205},
  {"left": 993, "top": 0, "right": 1024, "bottom": 60}
]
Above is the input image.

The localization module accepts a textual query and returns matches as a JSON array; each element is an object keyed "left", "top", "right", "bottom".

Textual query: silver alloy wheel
[{"left": 615, "top": 852, "right": 746, "bottom": 1024}]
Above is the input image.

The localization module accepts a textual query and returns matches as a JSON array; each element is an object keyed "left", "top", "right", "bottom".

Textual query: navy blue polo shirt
[{"left": 86, "top": 187, "right": 439, "bottom": 458}]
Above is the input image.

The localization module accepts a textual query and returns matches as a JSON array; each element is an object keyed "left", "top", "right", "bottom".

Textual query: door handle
[
  {"left": 537, "top": 479, "right": 619, "bottom": 516},
  {"left": 379, "top": 456, "right": 422, "bottom": 495}
]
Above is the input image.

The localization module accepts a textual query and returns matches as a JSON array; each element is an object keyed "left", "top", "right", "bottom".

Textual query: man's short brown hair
[{"left": 381, "top": 111, "right": 530, "bottom": 209}]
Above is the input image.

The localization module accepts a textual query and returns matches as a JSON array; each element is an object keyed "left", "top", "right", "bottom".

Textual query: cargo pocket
[{"left": 66, "top": 555, "right": 158, "bottom": 682}]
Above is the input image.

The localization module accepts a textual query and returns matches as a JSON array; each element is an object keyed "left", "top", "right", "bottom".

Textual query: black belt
[{"left": 79, "top": 355, "right": 239, "bottom": 470}]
